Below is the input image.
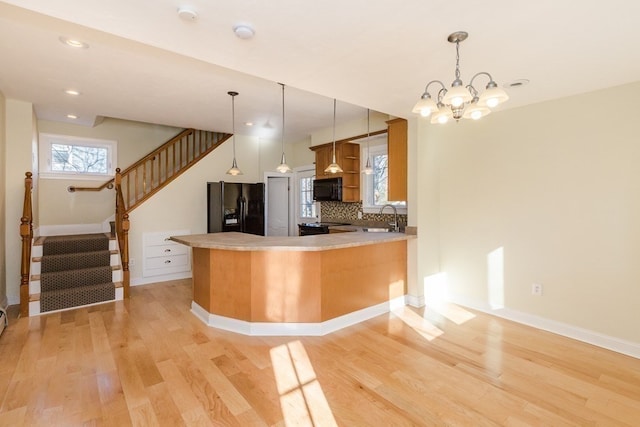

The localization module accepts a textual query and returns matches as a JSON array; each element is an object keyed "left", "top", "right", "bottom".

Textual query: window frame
[
  {"left": 361, "top": 139, "right": 407, "bottom": 215},
  {"left": 297, "top": 168, "right": 317, "bottom": 223},
  {"left": 39, "top": 133, "right": 117, "bottom": 181}
]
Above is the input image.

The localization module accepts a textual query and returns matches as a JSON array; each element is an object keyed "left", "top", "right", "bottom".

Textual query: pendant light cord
[
  {"left": 332, "top": 98, "right": 337, "bottom": 162},
  {"left": 281, "top": 83, "right": 285, "bottom": 153},
  {"left": 231, "top": 93, "right": 236, "bottom": 159}
]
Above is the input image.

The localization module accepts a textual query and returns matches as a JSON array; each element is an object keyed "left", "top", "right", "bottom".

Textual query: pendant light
[
  {"left": 324, "top": 98, "right": 343, "bottom": 174},
  {"left": 362, "top": 108, "right": 373, "bottom": 175},
  {"left": 276, "top": 83, "right": 292, "bottom": 173},
  {"left": 226, "top": 91, "right": 243, "bottom": 176}
]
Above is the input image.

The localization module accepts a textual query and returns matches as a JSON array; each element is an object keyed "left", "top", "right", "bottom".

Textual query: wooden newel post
[
  {"left": 122, "top": 213, "right": 130, "bottom": 298},
  {"left": 20, "top": 172, "right": 33, "bottom": 317},
  {"left": 19, "top": 216, "right": 30, "bottom": 317}
]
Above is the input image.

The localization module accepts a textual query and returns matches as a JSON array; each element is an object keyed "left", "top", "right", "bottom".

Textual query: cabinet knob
[
  {"left": 164, "top": 260, "right": 171, "bottom": 264},
  {"left": 164, "top": 248, "right": 171, "bottom": 252}
]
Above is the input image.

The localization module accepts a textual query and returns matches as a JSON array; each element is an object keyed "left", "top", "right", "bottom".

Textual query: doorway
[{"left": 266, "top": 175, "right": 290, "bottom": 236}]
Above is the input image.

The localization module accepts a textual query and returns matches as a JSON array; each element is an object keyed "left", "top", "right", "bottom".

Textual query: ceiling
[{"left": 1, "top": 0, "right": 639, "bottom": 143}]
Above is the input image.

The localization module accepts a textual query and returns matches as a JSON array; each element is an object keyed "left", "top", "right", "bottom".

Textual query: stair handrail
[
  {"left": 114, "top": 168, "right": 130, "bottom": 298},
  {"left": 67, "top": 128, "right": 196, "bottom": 193},
  {"left": 19, "top": 172, "right": 33, "bottom": 317}
]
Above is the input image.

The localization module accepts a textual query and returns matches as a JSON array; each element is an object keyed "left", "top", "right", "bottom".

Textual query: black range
[{"left": 298, "top": 222, "right": 350, "bottom": 236}]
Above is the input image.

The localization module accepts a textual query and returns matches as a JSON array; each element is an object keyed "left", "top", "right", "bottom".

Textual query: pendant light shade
[
  {"left": 363, "top": 108, "right": 373, "bottom": 175},
  {"left": 276, "top": 83, "right": 292, "bottom": 173},
  {"left": 226, "top": 91, "right": 243, "bottom": 176},
  {"left": 324, "top": 98, "right": 343, "bottom": 174}
]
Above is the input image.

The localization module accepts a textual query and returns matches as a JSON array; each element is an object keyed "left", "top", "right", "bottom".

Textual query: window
[
  {"left": 362, "top": 140, "right": 406, "bottom": 214},
  {"left": 40, "top": 133, "right": 117, "bottom": 180},
  {"left": 299, "top": 174, "right": 316, "bottom": 220}
]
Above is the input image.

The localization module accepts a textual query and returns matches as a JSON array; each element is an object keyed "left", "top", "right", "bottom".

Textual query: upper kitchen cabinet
[
  {"left": 386, "top": 118, "right": 407, "bottom": 202},
  {"left": 310, "top": 142, "right": 360, "bottom": 202}
]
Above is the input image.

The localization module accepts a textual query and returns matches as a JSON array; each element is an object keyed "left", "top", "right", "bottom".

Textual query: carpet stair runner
[{"left": 31, "top": 233, "right": 122, "bottom": 313}]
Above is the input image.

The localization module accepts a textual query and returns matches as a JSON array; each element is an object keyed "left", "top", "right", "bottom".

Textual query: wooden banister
[
  {"left": 19, "top": 172, "right": 33, "bottom": 317},
  {"left": 109, "top": 128, "right": 229, "bottom": 298},
  {"left": 68, "top": 181, "right": 114, "bottom": 193}
]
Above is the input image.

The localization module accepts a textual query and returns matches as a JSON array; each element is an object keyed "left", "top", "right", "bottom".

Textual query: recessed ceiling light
[
  {"left": 233, "top": 24, "right": 255, "bottom": 40},
  {"left": 59, "top": 36, "right": 89, "bottom": 49},
  {"left": 177, "top": 7, "right": 198, "bottom": 21},
  {"left": 64, "top": 89, "right": 81, "bottom": 96},
  {"left": 505, "top": 79, "right": 530, "bottom": 88},
  {"left": 245, "top": 122, "right": 253, "bottom": 127},
  {"left": 66, "top": 114, "right": 78, "bottom": 119}
]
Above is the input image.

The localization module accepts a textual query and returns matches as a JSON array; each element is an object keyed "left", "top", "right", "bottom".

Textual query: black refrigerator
[{"left": 207, "top": 181, "right": 265, "bottom": 236}]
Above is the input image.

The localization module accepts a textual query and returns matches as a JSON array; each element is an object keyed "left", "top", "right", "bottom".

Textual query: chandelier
[{"left": 413, "top": 31, "right": 509, "bottom": 123}]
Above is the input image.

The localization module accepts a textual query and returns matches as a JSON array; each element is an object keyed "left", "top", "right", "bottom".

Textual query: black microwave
[{"left": 313, "top": 177, "right": 342, "bottom": 201}]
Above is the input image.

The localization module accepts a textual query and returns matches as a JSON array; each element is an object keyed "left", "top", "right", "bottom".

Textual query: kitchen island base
[{"left": 183, "top": 236, "right": 409, "bottom": 336}]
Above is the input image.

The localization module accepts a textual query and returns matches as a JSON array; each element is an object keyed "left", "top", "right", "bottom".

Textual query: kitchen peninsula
[{"left": 171, "top": 231, "right": 415, "bottom": 336}]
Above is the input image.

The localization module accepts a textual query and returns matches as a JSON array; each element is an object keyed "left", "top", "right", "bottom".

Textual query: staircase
[
  {"left": 28, "top": 233, "right": 123, "bottom": 314},
  {"left": 20, "top": 128, "right": 231, "bottom": 316}
]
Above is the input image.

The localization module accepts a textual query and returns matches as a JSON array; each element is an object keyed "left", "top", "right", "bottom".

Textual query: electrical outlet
[
  {"left": 358, "top": 211, "right": 363, "bottom": 219},
  {"left": 531, "top": 283, "right": 543, "bottom": 296},
  {"left": 129, "top": 258, "right": 135, "bottom": 266}
]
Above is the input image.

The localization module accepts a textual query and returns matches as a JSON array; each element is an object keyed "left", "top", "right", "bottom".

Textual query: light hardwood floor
[{"left": 1, "top": 279, "right": 639, "bottom": 426}]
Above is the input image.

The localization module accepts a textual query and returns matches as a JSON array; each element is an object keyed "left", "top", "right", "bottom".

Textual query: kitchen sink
[{"left": 362, "top": 227, "right": 391, "bottom": 233}]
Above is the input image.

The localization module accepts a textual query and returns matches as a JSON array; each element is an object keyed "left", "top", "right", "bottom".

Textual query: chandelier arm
[
  {"left": 423, "top": 80, "right": 446, "bottom": 96},
  {"left": 468, "top": 71, "right": 494, "bottom": 92}
]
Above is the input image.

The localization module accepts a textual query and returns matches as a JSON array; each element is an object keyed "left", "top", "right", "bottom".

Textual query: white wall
[
  {"left": 0, "top": 92, "right": 5, "bottom": 308},
  {"left": 416, "top": 81, "right": 640, "bottom": 345},
  {"left": 4, "top": 99, "right": 36, "bottom": 305}
]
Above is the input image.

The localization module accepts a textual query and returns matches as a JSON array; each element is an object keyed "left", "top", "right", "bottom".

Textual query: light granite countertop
[{"left": 170, "top": 231, "right": 415, "bottom": 252}]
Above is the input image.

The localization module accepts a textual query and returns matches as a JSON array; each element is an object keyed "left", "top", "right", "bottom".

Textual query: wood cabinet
[
  {"left": 387, "top": 118, "right": 407, "bottom": 202},
  {"left": 310, "top": 142, "right": 360, "bottom": 202}
]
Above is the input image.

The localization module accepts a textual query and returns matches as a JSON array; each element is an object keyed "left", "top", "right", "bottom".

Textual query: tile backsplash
[{"left": 320, "top": 201, "right": 407, "bottom": 227}]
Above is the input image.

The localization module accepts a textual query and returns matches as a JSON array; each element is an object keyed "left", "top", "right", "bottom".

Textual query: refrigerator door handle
[{"left": 239, "top": 197, "right": 246, "bottom": 232}]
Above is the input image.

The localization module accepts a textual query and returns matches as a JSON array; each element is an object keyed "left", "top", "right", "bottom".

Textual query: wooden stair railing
[
  {"left": 110, "top": 128, "right": 229, "bottom": 297},
  {"left": 19, "top": 172, "right": 33, "bottom": 317},
  {"left": 118, "top": 128, "right": 230, "bottom": 212}
]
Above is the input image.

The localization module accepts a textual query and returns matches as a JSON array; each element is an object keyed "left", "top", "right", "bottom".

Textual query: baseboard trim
[
  {"left": 191, "top": 295, "right": 407, "bottom": 336},
  {"left": 445, "top": 295, "right": 640, "bottom": 359},
  {"left": 131, "top": 271, "right": 192, "bottom": 287},
  {"left": 406, "top": 294, "right": 425, "bottom": 308}
]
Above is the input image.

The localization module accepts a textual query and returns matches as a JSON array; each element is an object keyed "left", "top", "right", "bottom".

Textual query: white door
[{"left": 267, "top": 176, "right": 290, "bottom": 236}]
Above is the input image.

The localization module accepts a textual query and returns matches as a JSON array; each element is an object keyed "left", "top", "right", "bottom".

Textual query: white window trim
[
  {"left": 361, "top": 140, "right": 407, "bottom": 215},
  {"left": 39, "top": 133, "right": 117, "bottom": 181}
]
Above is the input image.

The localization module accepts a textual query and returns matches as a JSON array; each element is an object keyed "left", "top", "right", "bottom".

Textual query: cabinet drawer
[
  {"left": 145, "top": 244, "right": 188, "bottom": 258},
  {"left": 145, "top": 254, "right": 190, "bottom": 275},
  {"left": 143, "top": 229, "right": 190, "bottom": 246}
]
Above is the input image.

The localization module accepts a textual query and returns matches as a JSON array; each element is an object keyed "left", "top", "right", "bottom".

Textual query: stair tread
[
  {"left": 33, "top": 233, "right": 116, "bottom": 246},
  {"left": 33, "top": 249, "right": 118, "bottom": 263},
  {"left": 31, "top": 265, "right": 121, "bottom": 281},
  {"left": 31, "top": 282, "right": 123, "bottom": 299}
]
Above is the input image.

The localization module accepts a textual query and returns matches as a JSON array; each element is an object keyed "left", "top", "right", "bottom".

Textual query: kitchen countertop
[{"left": 171, "top": 230, "right": 415, "bottom": 252}]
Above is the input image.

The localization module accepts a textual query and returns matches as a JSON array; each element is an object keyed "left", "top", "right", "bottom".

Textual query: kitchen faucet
[{"left": 379, "top": 204, "right": 399, "bottom": 232}]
